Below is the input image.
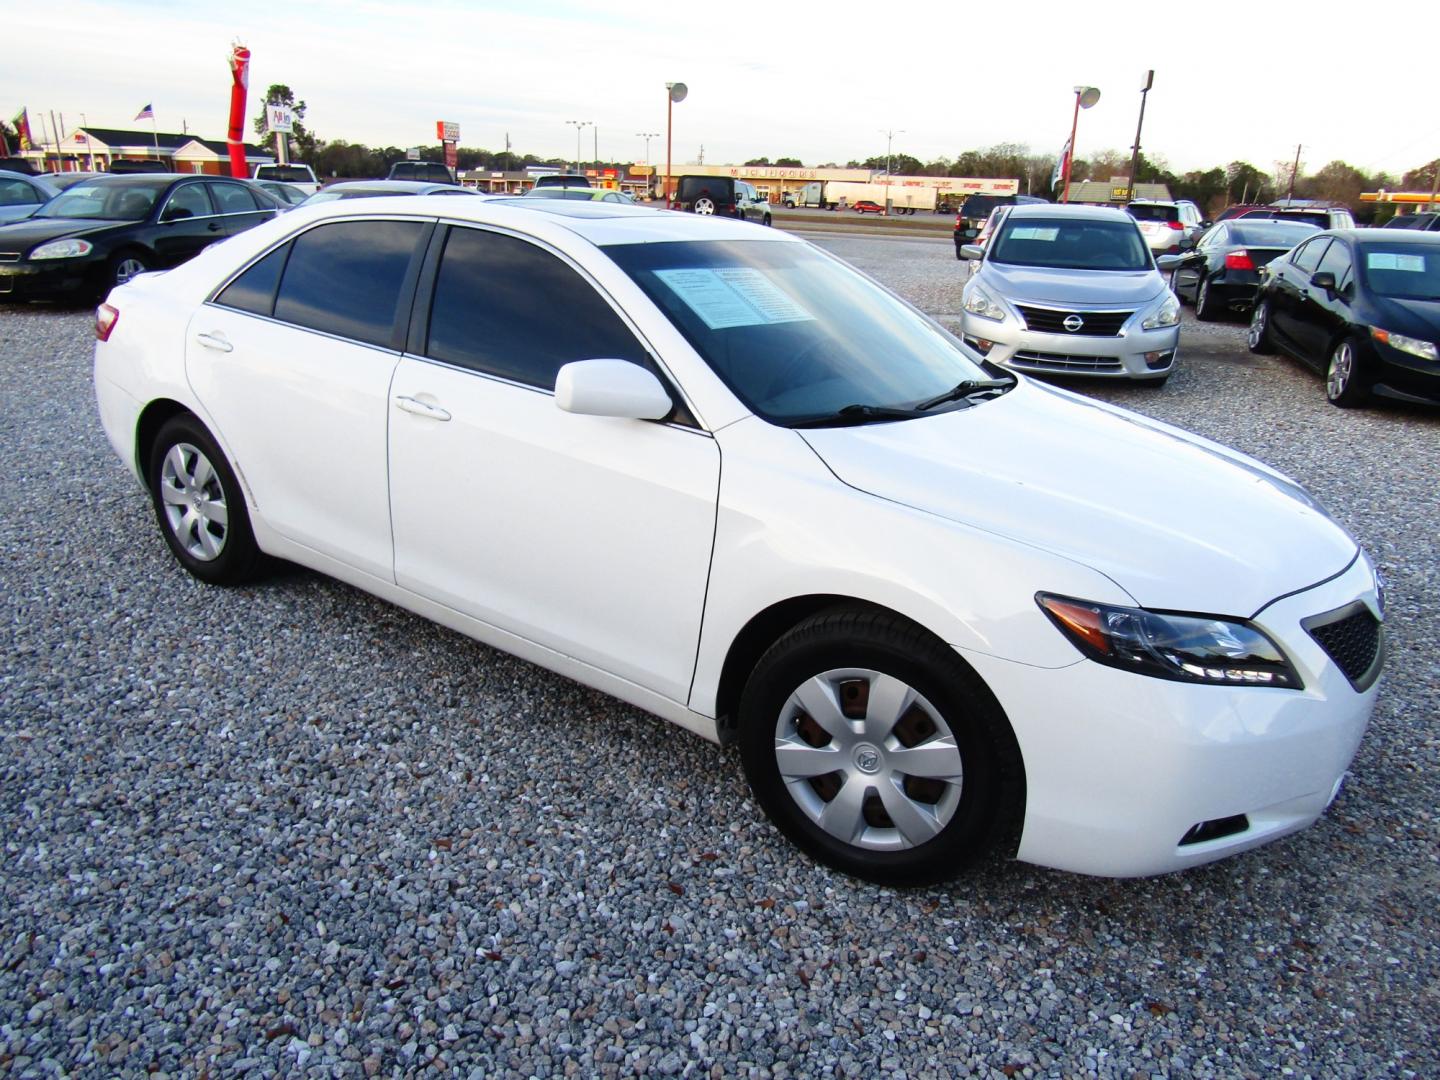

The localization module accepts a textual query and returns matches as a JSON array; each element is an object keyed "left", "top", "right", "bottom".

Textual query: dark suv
[
  {"left": 672, "top": 176, "right": 771, "bottom": 225},
  {"left": 386, "top": 161, "right": 456, "bottom": 185},
  {"left": 1384, "top": 211, "right": 1440, "bottom": 232},
  {"left": 953, "top": 193, "right": 1047, "bottom": 258}
]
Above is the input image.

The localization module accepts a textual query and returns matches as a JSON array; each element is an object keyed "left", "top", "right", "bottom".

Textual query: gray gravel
[{"left": 2, "top": 233, "right": 1437, "bottom": 1080}]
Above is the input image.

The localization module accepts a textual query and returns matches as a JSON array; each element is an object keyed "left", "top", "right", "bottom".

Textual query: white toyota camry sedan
[{"left": 93, "top": 196, "right": 1384, "bottom": 885}]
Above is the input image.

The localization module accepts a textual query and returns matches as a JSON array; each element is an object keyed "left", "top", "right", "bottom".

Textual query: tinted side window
[
  {"left": 1290, "top": 238, "right": 1330, "bottom": 274},
  {"left": 163, "top": 183, "right": 213, "bottom": 219},
  {"left": 274, "top": 220, "right": 426, "bottom": 347},
  {"left": 215, "top": 245, "right": 290, "bottom": 316},
  {"left": 0, "top": 178, "right": 42, "bottom": 206},
  {"left": 210, "top": 182, "right": 261, "bottom": 214},
  {"left": 426, "top": 227, "right": 648, "bottom": 389},
  {"left": 1315, "top": 239, "right": 1352, "bottom": 282}
]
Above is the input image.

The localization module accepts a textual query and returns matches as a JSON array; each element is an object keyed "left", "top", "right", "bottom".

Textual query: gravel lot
[{"left": 1, "top": 233, "right": 1437, "bottom": 1078}]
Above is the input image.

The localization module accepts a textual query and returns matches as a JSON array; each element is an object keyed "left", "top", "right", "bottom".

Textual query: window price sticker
[{"left": 656, "top": 268, "right": 813, "bottom": 329}]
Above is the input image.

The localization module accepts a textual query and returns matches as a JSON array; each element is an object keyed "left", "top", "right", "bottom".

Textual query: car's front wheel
[
  {"left": 1326, "top": 338, "right": 1370, "bottom": 408},
  {"left": 147, "top": 414, "right": 265, "bottom": 585},
  {"left": 738, "top": 606, "right": 1023, "bottom": 886}
]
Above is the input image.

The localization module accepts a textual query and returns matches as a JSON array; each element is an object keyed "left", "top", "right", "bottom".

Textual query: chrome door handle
[
  {"left": 394, "top": 395, "right": 451, "bottom": 422},
  {"left": 195, "top": 331, "right": 232, "bottom": 353}
]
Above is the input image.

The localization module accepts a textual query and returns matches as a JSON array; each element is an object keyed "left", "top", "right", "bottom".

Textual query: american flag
[{"left": 134, "top": 104, "right": 154, "bottom": 121}]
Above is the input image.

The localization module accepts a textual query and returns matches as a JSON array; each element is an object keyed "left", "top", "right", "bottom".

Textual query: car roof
[
  {"left": 323, "top": 180, "right": 474, "bottom": 194},
  {"left": 1009, "top": 203, "right": 1136, "bottom": 222},
  {"left": 287, "top": 193, "right": 796, "bottom": 246},
  {"left": 1325, "top": 228, "right": 1440, "bottom": 246}
]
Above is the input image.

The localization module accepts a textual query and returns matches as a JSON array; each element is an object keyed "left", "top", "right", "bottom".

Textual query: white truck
[
  {"left": 787, "top": 180, "right": 936, "bottom": 214},
  {"left": 251, "top": 163, "right": 320, "bottom": 196}
]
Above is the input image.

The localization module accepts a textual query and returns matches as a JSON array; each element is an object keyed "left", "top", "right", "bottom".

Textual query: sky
[{"left": 6, "top": 0, "right": 1438, "bottom": 183}]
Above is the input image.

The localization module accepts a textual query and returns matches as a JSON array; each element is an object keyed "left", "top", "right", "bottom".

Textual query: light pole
[
  {"left": 880, "top": 128, "right": 905, "bottom": 214},
  {"left": 664, "top": 82, "right": 687, "bottom": 204},
  {"left": 1061, "top": 86, "right": 1100, "bottom": 204},
  {"left": 566, "top": 120, "right": 591, "bottom": 174},
  {"left": 636, "top": 132, "right": 659, "bottom": 164},
  {"left": 1126, "top": 71, "right": 1154, "bottom": 204}
]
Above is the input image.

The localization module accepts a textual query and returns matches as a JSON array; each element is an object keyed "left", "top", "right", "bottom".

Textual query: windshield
[
  {"left": 1230, "top": 221, "right": 1318, "bottom": 247},
  {"left": 989, "top": 216, "right": 1151, "bottom": 271},
  {"left": 604, "top": 239, "right": 994, "bottom": 425},
  {"left": 1358, "top": 243, "right": 1440, "bottom": 300},
  {"left": 36, "top": 182, "right": 159, "bottom": 221}
]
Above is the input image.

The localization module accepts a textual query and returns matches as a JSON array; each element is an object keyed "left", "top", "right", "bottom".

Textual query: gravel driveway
[{"left": 1, "top": 234, "right": 1436, "bottom": 1078}]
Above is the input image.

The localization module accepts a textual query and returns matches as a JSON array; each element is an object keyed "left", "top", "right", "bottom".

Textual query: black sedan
[
  {"left": 0, "top": 174, "right": 281, "bottom": 302},
  {"left": 1248, "top": 230, "right": 1440, "bottom": 407},
  {"left": 1170, "top": 218, "right": 1319, "bottom": 320}
]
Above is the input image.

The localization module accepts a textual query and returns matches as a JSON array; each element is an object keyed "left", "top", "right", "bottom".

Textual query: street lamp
[
  {"left": 636, "top": 132, "right": 659, "bottom": 164},
  {"left": 566, "top": 120, "right": 592, "bottom": 174},
  {"left": 1061, "top": 85, "right": 1100, "bottom": 204},
  {"left": 664, "top": 82, "right": 687, "bottom": 204},
  {"left": 1126, "top": 71, "right": 1155, "bottom": 204},
  {"left": 880, "top": 128, "right": 905, "bottom": 214}
]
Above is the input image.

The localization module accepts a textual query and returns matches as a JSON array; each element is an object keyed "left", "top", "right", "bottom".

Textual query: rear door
[
  {"left": 186, "top": 217, "right": 432, "bottom": 580},
  {"left": 152, "top": 180, "right": 224, "bottom": 266},
  {"left": 205, "top": 179, "right": 278, "bottom": 238}
]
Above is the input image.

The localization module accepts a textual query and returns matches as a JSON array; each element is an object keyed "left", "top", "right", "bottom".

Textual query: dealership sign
[
  {"left": 436, "top": 121, "right": 460, "bottom": 143},
  {"left": 266, "top": 105, "right": 294, "bottom": 134}
]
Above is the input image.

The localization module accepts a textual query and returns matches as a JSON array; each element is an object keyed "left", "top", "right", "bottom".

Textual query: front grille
[
  {"left": 1304, "top": 603, "right": 1383, "bottom": 691},
  {"left": 1012, "top": 350, "right": 1123, "bottom": 372},
  {"left": 0, "top": 252, "right": 21, "bottom": 263},
  {"left": 1016, "top": 305, "right": 1133, "bottom": 337}
]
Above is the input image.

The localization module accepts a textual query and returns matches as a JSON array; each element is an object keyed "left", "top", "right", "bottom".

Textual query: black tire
[
  {"left": 1325, "top": 337, "right": 1370, "bottom": 408},
  {"left": 109, "top": 250, "right": 150, "bottom": 290},
  {"left": 737, "top": 606, "right": 1024, "bottom": 886},
  {"left": 1194, "top": 275, "right": 1221, "bottom": 321},
  {"left": 763, "top": 213, "right": 772, "bottom": 227},
  {"left": 147, "top": 414, "right": 265, "bottom": 585},
  {"left": 1247, "top": 296, "right": 1276, "bottom": 355}
]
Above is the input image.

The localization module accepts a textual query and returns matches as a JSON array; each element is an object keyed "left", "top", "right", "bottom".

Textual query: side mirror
[
  {"left": 555, "top": 359, "right": 673, "bottom": 421},
  {"left": 960, "top": 244, "right": 984, "bottom": 261},
  {"left": 161, "top": 206, "right": 192, "bottom": 222},
  {"left": 1178, "top": 236, "right": 1195, "bottom": 251},
  {"left": 1155, "top": 254, "right": 1183, "bottom": 272},
  {"left": 1310, "top": 270, "right": 1337, "bottom": 294}
]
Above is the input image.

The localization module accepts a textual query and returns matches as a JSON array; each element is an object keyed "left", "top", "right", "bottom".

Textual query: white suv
[{"left": 1127, "top": 200, "right": 1205, "bottom": 255}]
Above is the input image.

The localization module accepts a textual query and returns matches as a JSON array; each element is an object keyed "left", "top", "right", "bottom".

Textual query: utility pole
[
  {"left": 1126, "top": 71, "right": 1154, "bottom": 204},
  {"left": 593, "top": 125, "right": 598, "bottom": 172},
  {"left": 566, "top": 120, "right": 591, "bottom": 174},
  {"left": 1428, "top": 154, "right": 1440, "bottom": 212},
  {"left": 1287, "top": 144, "right": 1302, "bottom": 204},
  {"left": 880, "top": 128, "right": 904, "bottom": 214}
]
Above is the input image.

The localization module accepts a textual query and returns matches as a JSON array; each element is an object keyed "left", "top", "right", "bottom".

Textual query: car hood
[
  {"left": 978, "top": 262, "right": 1165, "bottom": 308},
  {"left": 799, "top": 380, "right": 1357, "bottom": 616},
  {"left": 1373, "top": 294, "right": 1440, "bottom": 335},
  {"left": 0, "top": 217, "right": 126, "bottom": 249}
]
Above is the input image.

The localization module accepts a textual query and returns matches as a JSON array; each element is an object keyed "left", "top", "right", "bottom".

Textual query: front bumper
[
  {"left": 0, "top": 257, "right": 106, "bottom": 301},
  {"left": 966, "top": 554, "right": 1381, "bottom": 877},
  {"left": 960, "top": 307, "right": 1179, "bottom": 379},
  {"left": 1368, "top": 340, "right": 1440, "bottom": 405}
]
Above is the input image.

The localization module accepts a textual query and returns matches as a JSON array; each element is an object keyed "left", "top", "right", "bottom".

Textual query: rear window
[
  {"left": 960, "top": 195, "right": 1009, "bottom": 221},
  {"left": 1127, "top": 204, "right": 1179, "bottom": 223},
  {"left": 678, "top": 177, "right": 734, "bottom": 203},
  {"left": 1279, "top": 212, "right": 1329, "bottom": 228},
  {"left": 1230, "top": 221, "right": 1319, "bottom": 247},
  {"left": 255, "top": 165, "right": 313, "bottom": 183}
]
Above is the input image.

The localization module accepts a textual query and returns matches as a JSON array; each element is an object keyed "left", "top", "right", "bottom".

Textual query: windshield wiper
[
  {"left": 790, "top": 403, "right": 925, "bottom": 428},
  {"left": 915, "top": 376, "right": 1016, "bottom": 411}
]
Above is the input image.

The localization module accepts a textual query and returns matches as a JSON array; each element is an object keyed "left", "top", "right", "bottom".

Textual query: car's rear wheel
[
  {"left": 694, "top": 197, "right": 715, "bottom": 215},
  {"left": 147, "top": 414, "right": 264, "bottom": 585},
  {"left": 763, "top": 213, "right": 772, "bottom": 227},
  {"left": 1326, "top": 339, "right": 1370, "bottom": 408},
  {"left": 1247, "top": 297, "right": 1275, "bottom": 354},
  {"left": 1195, "top": 275, "right": 1221, "bottom": 321},
  {"left": 738, "top": 606, "right": 1023, "bottom": 886}
]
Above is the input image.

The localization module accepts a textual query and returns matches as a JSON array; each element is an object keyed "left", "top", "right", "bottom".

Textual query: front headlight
[
  {"left": 963, "top": 284, "right": 1007, "bottom": 322},
  {"left": 29, "top": 238, "right": 94, "bottom": 260},
  {"left": 1371, "top": 327, "right": 1437, "bottom": 362},
  {"left": 1141, "top": 292, "right": 1181, "bottom": 330},
  {"left": 1037, "top": 593, "right": 1301, "bottom": 689}
]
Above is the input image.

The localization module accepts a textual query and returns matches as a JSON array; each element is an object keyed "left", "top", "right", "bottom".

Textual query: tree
[
  {"left": 252, "top": 84, "right": 318, "bottom": 161},
  {"left": 774, "top": 157, "right": 804, "bottom": 167},
  {"left": 1310, "top": 160, "right": 1368, "bottom": 207},
  {"left": 0, "top": 119, "right": 15, "bottom": 155},
  {"left": 744, "top": 156, "right": 771, "bottom": 166},
  {"left": 1402, "top": 158, "right": 1439, "bottom": 193},
  {"left": 1225, "top": 161, "right": 1269, "bottom": 204}
]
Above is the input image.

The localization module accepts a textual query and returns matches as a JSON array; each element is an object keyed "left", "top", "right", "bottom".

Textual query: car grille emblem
[{"left": 1063, "top": 315, "right": 1085, "bottom": 333}]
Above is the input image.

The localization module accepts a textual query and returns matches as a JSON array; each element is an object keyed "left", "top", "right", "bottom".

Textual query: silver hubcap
[
  {"left": 115, "top": 258, "right": 146, "bottom": 285},
  {"left": 694, "top": 198, "right": 714, "bottom": 215},
  {"left": 773, "top": 669, "right": 963, "bottom": 852},
  {"left": 1248, "top": 303, "right": 1267, "bottom": 348},
  {"left": 160, "top": 442, "right": 229, "bottom": 561},
  {"left": 1328, "top": 343, "right": 1353, "bottom": 398}
]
